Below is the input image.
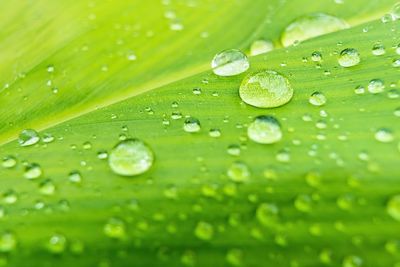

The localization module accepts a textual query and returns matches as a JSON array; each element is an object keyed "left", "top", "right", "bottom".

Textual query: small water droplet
[
  {"left": 239, "top": 70, "right": 293, "bottom": 108},
  {"left": 18, "top": 129, "right": 40, "bottom": 147},
  {"left": 368, "top": 79, "right": 385, "bottom": 94},
  {"left": 209, "top": 128, "right": 221, "bottom": 138},
  {"left": 47, "top": 233, "right": 66, "bottom": 254},
  {"left": 375, "top": 128, "right": 394, "bottom": 143},
  {"left": 211, "top": 49, "right": 249, "bottom": 76},
  {"left": 387, "top": 195, "right": 400, "bottom": 221},
  {"left": 108, "top": 139, "right": 154, "bottom": 176},
  {"left": 256, "top": 203, "right": 279, "bottom": 226},
  {"left": 309, "top": 92, "right": 327, "bottom": 106},
  {"left": 227, "top": 144, "right": 241, "bottom": 156},
  {"left": 227, "top": 162, "right": 250, "bottom": 183},
  {"left": 104, "top": 217, "right": 126, "bottom": 239},
  {"left": 372, "top": 43, "right": 386, "bottom": 56},
  {"left": 183, "top": 117, "right": 201, "bottom": 133},
  {"left": 338, "top": 48, "right": 360, "bottom": 67},
  {"left": 247, "top": 115, "right": 282, "bottom": 144},
  {"left": 250, "top": 40, "right": 274, "bottom": 56},
  {"left": 342, "top": 255, "right": 363, "bottom": 267},
  {"left": 294, "top": 194, "right": 312, "bottom": 212},
  {"left": 24, "top": 163, "right": 42, "bottom": 180},
  {"left": 69, "top": 171, "right": 82, "bottom": 184},
  {"left": 311, "top": 51, "right": 322, "bottom": 62},
  {"left": 39, "top": 179, "right": 56, "bottom": 195},
  {"left": 194, "top": 221, "right": 214, "bottom": 241},
  {"left": 0, "top": 231, "right": 17, "bottom": 253},
  {"left": 226, "top": 248, "right": 243, "bottom": 266},
  {"left": 2, "top": 156, "right": 17, "bottom": 168}
]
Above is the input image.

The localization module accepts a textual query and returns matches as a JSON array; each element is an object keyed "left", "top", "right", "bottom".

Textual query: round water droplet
[
  {"left": 338, "top": 48, "right": 360, "bottom": 67},
  {"left": 47, "top": 233, "right": 66, "bottom": 254},
  {"left": 104, "top": 217, "right": 126, "bottom": 239},
  {"left": 227, "top": 144, "right": 241, "bottom": 156},
  {"left": 387, "top": 195, "right": 400, "bottom": 221},
  {"left": 226, "top": 249, "right": 243, "bottom": 266},
  {"left": 256, "top": 203, "right": 279, "bottom": 226},
  {"left": 391, "top": 2, "right": 400, "bottom": 19},
  {"left": 239, "top": 70, "right": 293, "bottom": 108},
  {"left": 294, "top": 194, "right": 312, "bottom": 212},
  {"left": 194, "top": 221, "right": 214, "bottom": 241},
  {"left": 372, "top": 43, "right": 386, "bottom": 56},
  {"left": 18, "top": 129, "right": 40, "bottom": 147},
  {"left": 250, "top": 40, "right": 274, "bottom": 56},
  {"left": 281, "top": 13, "right": 348, "bottom": 47},
  {"left": 108, "top": 139, "right": 154, "bottom": 176},
  {"left": 0, "top": 231, "right": 17, "bottom": 253},
  {"left": 368, "top": 79, "right": 385, "bottom": 94},
  {"left": 247, "top": 115, "right": 282, "bottom": 144},
  {"left": 209, "top": 128, "right": 221, "bottom": 138},
  {"left": 311, "top": 51, "right": 322, "bottom": 62},
  {"left": 3, "top": 190, "right": 18, "bottom": 204},
  {"left": 69, "top": 171, "right": 82, "bottom": 184},
  {"left": 2, "top": 156, "right": 16, "bottom": 168},
  {"left": 24, "top": 163, "right": 42, "bottom": 180},
  {"left": 211, "top": 49, "right": 249, "bottom": 76},
  {"left": 183, "top": 117, "right": 201, "bottom": 133},
  {"left": 342, "top": 255, "right": 363, "bottom": 267},
  {"left": 375, "top": 128, "right": 394, "bottom": 143},
  {"left": 39, "top": 179, "right": 56, "bottom": 195},
  {"left": 309, "top": 92, "right": 327, "bottom": 106},
  {"left": 227, "top": 162, "right": 250, "bottom": 183}
]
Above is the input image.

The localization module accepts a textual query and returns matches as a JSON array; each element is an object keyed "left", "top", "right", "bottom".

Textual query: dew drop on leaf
[
  {"left": 211, "top": 49, "right": 249, "bottom": 76},
  {"left": 280, "top": 13, "right": 348, "bottom": 47},
  {"left": 18, "top": 129, "right": 40, "bottom": 147},
  {"left": 338, "top": 48, "right": 360, "bottom": 67},
  {"left": 0, "top": 231, "right": 17, "bottom": 253},
  {"left": 247, "top": 115, "right": 282, "bottom": 144},
  {"left": 374, "top": 128, "right": 394, "bottom": 143},
  {"left": 309, "top": 92, "right": 327, "bottom": 106},
  {"left": 104, "top": 217, "right": 126, "bottom": 239},
  {"left": 24, "top": 163, "right": 43, "bottom": 180},
  {"left": 387, "top": 195, "right": 400, "bottom": 221},
  {"left": 183, "top": 117, "right": 201, "bottom": 133},
  {"left": 47, "top": 233, "right": 66, "bottom": 254},
  {"left": 368, "top": 79, "right": 385, "bottom": 94},
  {"left": 239, "top": 70, "right": 293, "bottom": 108},
  {"left": 249, "top": 39, "right": 274, "bottom": 56},
  {"left": 227, "top": 161, "right": 250, "bottom": 183},
  {"left": 108, "top": 139, "right": 154, "bottom": 176},
  {"left": 194, "top": 221, "right": 214, "bottom": 241},
  {"left": 2, "top": 156, "right": 17, "bottom": 169}
]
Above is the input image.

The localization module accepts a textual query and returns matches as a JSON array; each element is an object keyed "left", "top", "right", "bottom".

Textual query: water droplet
[
  {"left": 227, "top": 162, "right": 250, "bottom": 183},
  {"left": 311, "top": 51, "right": 322, "bottom": 62},
  {"left": 276, "top": 149, "right": 291, "bottom": 163},
  {"left": 391, "top": 2, "right": 400, "bottom": 19},
  {"left": 192, "top": 87, "right": 202, "bottom": 95},
  {"left": 309, "top": 92, "right": 327, "bottom": 106},
  {"left": 338, "top": 48, "right": 360, "bottom": 67},
  {"left": 47, "top": 65, "right": 55, "bottom": 73},
  {"left": 0, "top": 231, "right": 17, "bottom": 253},
  {"left": 250, "top": 40, "right": 274, "bottom": 56},
  {"left": 2, "top": 156, "right": 16, "bottom": 168},
  {"left": 18, "top": 129, "right": 40, "bottom": 147},
  {"left": 368, "top": 79, "right": 385, "bottom": 94},
  {"left": 39, "top": 179, "right": 56, "bottom": 195},
  {"left": 211, "top": 49, "right": 249, "bottom": 76},
  {"left": 387, "top": 195, "right": 400, "bottom": 221},
  {"left": 393, "top": 59, "right": 400, "bottom": 68},
  {"left": 42, "top": 133, "right": 54, "bottom": 143},
  {"left": 375, "top": 128, "right": 394, "bottom": 143},
  {"left": 194, "top": 221, "right": 214, "bottom": 241},
  {"left": 47, "top": 233, "right": 66, "bottom": 254},
  {"left": 108, "top": 139, "right": 154, "bottom": 176},
  {"left": 183, "top": 117, "right": 201, "bottom": 133},
  {"left": 227, "top": 144, "right": 241, "bottom": 156},
  {"left": 281, "top": 13, "right": 348, "bottom": 47},
  {"left": 24, "top": 163, "right": 42, "bottom": 180},
  {"left": 372, "top": 43, "right": 386, "bottom": 56},
  {"left": 294, "top": 194, "right": 312, "bottom": 212},
  {"left": 3, "top": 190, "right": 18, "bottom": 204},
  {"left": 69, "top": 171, "right": 82, "bottom": 184},
  {"left": 209, "top": 128, "right": 221, "bottom": 138},
  {"left": 256, "top": 203, "right": 279, "bottom": 226},
  {"left": 354, "top": 85, "right": 365, "bottom": 95},
  {"left": 104, "top": 217, "right": 126, "bottom": 239},
  {"left": 239, "top": 70, "right": 293, "bottom": 108},
  {"left": 342, "top": 255, "right": 363, "bottom": 267},
  {"left": 226, "top": 249, "right": 243, "bottom": 266},
  {"left": 247, "top": 115, "right": 282, "bottom": 144},
  {"left": 97, "top": 150, "right": 108, "bottom": 160}
]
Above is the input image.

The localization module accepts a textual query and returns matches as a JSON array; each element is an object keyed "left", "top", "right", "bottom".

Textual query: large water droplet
[
  {"left": 375, "top": 128, "right": 394, "bottom": 143},
  {"left": 247, "top": 115, "right": 282, "bottom": 144},
  {"left": 338, "top": 48, "right": 360, "bottom": 67},
  {"left": 387, "top": 195, "right": 400, "bottom": 221},
  {"left": 18, "top": 129, "right": 40, "bottom": 147},
  {"left": 24, "top": 163, "right": 42, "bottom": 180},
  {"left": 108, "top": 139, "right": 154, "bottom": 176},
  {"left": 239, "top": 70, "right": 293, "bottom": 108},
  {"left": 183, "top": 117, "right": 201, "bottom": 133},
  {"left": 281, "top": 13, "right": 348, "bottom": 47},
  {"left": 211, "top": 49, "right": 249, "bottom": 76},
  {"left": 368, "top": 79, "right": 385, "bottom": 94}
]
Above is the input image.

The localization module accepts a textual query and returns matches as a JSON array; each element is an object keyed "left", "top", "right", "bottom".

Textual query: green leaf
[{"left": 0, "top": 1, "right": 400, "bottom": 267}]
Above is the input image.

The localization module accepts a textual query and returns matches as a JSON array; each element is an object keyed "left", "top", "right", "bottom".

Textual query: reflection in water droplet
[
  {"left": 239, "top": 70, "right": 293, "bottom": 108},
  {"left": 375, "top": 128, "right": 394, "bottom": 143},
  {"left": 247, "top": 115, "right": 282, "bottom": 144},
  {"left": 211, "top": 49, "right": 249, "bottom": 76},
  {"left": 183, "top": 117, "right": 201, "bottom": 133},
  {"left": 309, "top": 92, "right": 327, "bottom": 106},
  {"left": 18, "top": 129, "right": 40, "bottom": 147},
  {"left": 338, "top": 48, "right": 360, "bottom": 67},
  {"left": 108, "top": 139, "right": 154, "bottom": 176}
]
